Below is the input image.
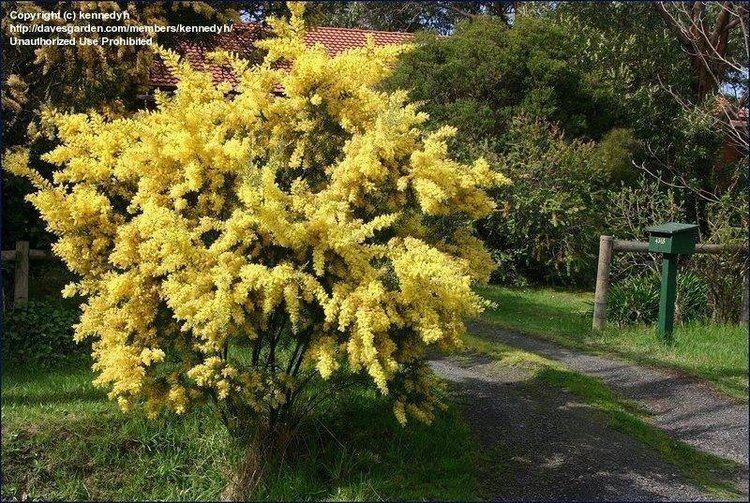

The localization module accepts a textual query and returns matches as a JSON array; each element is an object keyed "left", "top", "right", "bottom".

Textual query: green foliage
[
  {"left": 387, "top": 15, "right": 617, "bottom": 144},
  {"left": 669, "top": 103, "right": 727, "bottom": 198},
  {"left": 310, "top": 1, "right": 511, "bottom": 34},
  {"left": 607, "top": 272, "right": 709, "bottom": 326},
  {"left": 605, "top": 176, "right": 685, "bottom": 242},
  {"left": 593, "top": 128, "right": 639, "bottom": 182},
  {"left": 604, "top": 173, "right": 746, "bottom": 324},
  {"left": 2, "top": 300, "right": 84, "bottom": 365},
  {"left": 554, "top": 2, "right": 734, "bottom": 219},
  {"left": 387, "top": 14, "right": 651, "bottom": 286},
  {"left": 552, "top": 2, "right": 693, "bottom": 146},
  {"left": 675, "top": 272, "right": 710, "bottom": 323},
  {"left": 476, "top": 117, "right": 616, "bottom": 285},
  {"left": 607, "top": 274, "right": 660, "bottom": 325},
  {"left": 693, "top": 180, "right": 748, "bottom": 323},
  {"left": 704, "top": 176, "right": 749, "bottom": 245}
]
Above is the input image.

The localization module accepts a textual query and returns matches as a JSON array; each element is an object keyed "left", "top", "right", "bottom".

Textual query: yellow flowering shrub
[{"left": 5, "top": 3, "right": 508, "bottom": 431}]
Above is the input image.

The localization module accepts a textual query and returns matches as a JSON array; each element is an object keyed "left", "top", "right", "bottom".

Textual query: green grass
[
  {"left": 477, "top": 285, "right": 749, "bottom": 400},
  {"left": 461, "top": 334, "right": 744, "bottom": 500},
  {"left": 1, "top": 361, "right": 479, "bottom": 501}
]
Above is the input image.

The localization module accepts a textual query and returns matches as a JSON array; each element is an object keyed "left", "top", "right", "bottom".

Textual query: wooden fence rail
[
  {"left": 2, "top": 241, "right": 53, "bottom": 306},
  {"left": 592, "top": 236, "right": 749, "bottom": 330},
  {"left": 4, "top": 237, "right": 749, "bottom": 323}
]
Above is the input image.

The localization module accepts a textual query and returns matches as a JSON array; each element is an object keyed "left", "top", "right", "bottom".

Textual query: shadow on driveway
[{"left": 430, "top": 355, "right": 735, "bottom": 501}]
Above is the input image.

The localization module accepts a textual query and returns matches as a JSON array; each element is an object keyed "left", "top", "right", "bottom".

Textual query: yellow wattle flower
[{"left": 3, "top": 2, "right": 506, "bottom": 426}]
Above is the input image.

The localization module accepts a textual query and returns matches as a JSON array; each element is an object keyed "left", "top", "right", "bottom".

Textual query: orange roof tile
[{"left": 149, "top": 23, "right": 414, "bottom": 89}]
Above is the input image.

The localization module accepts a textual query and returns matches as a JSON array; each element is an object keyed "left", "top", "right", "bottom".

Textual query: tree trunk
[
  {"left": 222, "top": 444, "right": 267, "bottom": 501},
  {"left": 221, "top": 423, "right": 295, "bottom": 501},
  {"left": 656, "top": 2, "right": 734, "bottom": 103},
  {"left": 692, "top": 58, "right": 717, "bottom": 102}
]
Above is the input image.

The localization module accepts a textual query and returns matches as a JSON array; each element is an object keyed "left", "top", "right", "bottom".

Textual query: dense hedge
[{"left": 3, "top": 300, "right": 85, "bottom": 365}]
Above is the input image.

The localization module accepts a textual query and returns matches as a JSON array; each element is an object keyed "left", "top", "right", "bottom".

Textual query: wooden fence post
[
  {"left": 13, "top": 241, "right": 29, "bottom": 305},
  {"left": 592, "top": 235, "right": 613, "bottom": 330}
]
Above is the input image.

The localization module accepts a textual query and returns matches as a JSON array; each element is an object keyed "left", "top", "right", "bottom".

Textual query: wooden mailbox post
[
  {"left": 592, "top": 231, "right": 748, "bottom": 334},
  {"left": 646, "top": 223, "right": 699, "bottom": 343}
]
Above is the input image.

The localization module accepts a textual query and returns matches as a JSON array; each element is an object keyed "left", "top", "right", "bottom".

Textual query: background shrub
[
  {"left": 2, "top": 299, "right": 84, "bottom": 365},
  {"left": 607, "top": 271, "right": 709, "bottom": 326},
  {"left": 472, "top": 117, "right": 624, "bottom": 286},
  {"left": 386, "top": 9, "right": 746, "bottom": 294},
  {"left": 674, "top": 272, "right": 710, "bottom": 324},
  {"left": 693, "top": 181, "right": 748, "bottom": 323},
  {"left": 607, "top": 274, "right": 660, "bottom": 325},
  {"left": 604, "top": 170, "right": 747, "bottom": 324},
  {"left": 387, "top": 15, "right": 618, "bottom": 144}
]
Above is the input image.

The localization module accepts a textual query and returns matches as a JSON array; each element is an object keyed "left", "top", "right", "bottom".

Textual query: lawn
[
  {"left": 476, "top": 285, "right": 749, "bottom": 400},
  {"left": 1, "top": 360, "right": 479, "bottom": 501}
]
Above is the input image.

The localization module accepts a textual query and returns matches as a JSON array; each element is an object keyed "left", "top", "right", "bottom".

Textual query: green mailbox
[
  {"left": 646, "top": 222, "right": 699, "bottom": 343},
  {"left": 647, "top": 222, "right": 699, "bottom": 255}
]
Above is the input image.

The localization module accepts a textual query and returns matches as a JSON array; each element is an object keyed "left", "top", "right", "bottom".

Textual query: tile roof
[
  {"left": 149, "top": 24, "right": 414, "bottom": 89},
  {"left": 304, "top": 25, "right": 415, "bottom": 55}
]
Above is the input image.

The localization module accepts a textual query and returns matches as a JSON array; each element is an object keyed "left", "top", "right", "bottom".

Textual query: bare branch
[
  {"left": 635, "top": 159, "right": 721, "bottom": 203},
  {"left": 656, "top": 3, "right": 694, "bottom": 48}
]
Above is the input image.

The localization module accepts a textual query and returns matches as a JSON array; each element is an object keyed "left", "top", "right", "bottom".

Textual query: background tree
[
  {"left": 654, "top": 1, "right": 748, "bottom": 179},
  {"left": 556, "top": 2, "right": 747, "bottom": 308},
  {"left": 386, "top": 2, "right": 746, "bottom": 289},
  {"left": 1, "top": 1, "right": 245, "bottom": 248},
  {"left": 311, "top": 1, "right": 515, "bottom": 34},
  {"left": 4, "top": 4, "right": 504, "bottom": 497},
  {"left": 553, "top": 2, "right": 693, "bottom": 147},
  {"left": 552, "top": 2, "right": 721, "bottom": 227},
  {"left": 561, "top": 2, "right": 747, "bottom": 187},
  {"left": 386, "top": 15, "right": 620, "bottom": 145},
  {"left": 656, "top": 1, "right": 748, "bottom": 102},
  {"left": 386, "top": 12, "right": 634, "bottom": 285}
]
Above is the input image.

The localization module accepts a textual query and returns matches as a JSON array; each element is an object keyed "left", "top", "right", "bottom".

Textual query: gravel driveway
[
  {"left": 428, "top": 321, "right": 749, "bottom": 501},
  {"left": 467, "top": 320, "right": 749, "bottom": 467}
]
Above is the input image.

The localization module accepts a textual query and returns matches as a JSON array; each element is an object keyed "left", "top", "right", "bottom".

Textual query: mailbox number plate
[{"left": 655, "top": 237, "right": 667, "bottom": 244}]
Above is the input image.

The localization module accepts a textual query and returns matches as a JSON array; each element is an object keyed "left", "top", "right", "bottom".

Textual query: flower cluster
[{"left": 5, "top": 2, "right": 508, "bottom": 425}]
